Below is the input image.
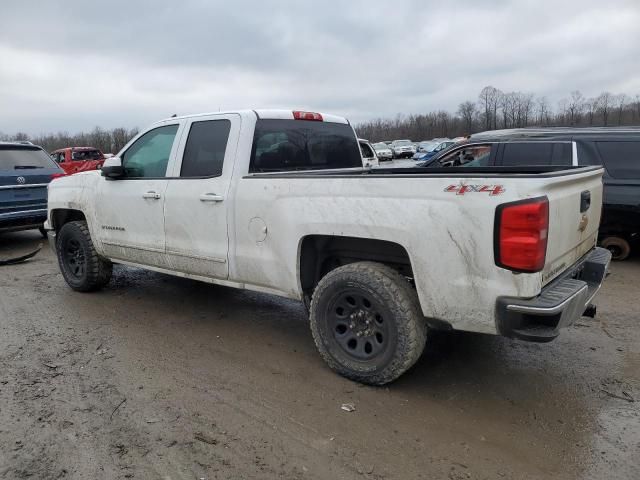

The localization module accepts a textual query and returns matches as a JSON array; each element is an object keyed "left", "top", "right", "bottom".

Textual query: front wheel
[
  {"left": 309, "top": 262, "right": 427, "bottom": 385},
  {"left": 56, "top": 221, "right": 112, "bottom": 292}
]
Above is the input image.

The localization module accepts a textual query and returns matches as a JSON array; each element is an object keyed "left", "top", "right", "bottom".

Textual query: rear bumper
[{"left": 496, "top": 247, "right": 611, "bottom": 342}]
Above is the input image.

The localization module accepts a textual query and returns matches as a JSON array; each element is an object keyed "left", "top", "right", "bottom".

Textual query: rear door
[{"left": 163, "top": 114, "right": 241, "bottom": 279}]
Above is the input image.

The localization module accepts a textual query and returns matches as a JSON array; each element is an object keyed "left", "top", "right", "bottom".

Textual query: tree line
[
  {"left": 2, "top": 86, "right": 640, "bottom": 149},
  {"left": 0, "top": 127, "right": 139, "bottom": 154},
  {"left": 356, "top": 87, "right": 640, "bottom": 142}
]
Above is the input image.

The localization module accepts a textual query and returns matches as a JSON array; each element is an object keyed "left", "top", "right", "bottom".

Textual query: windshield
[
  {"left": 0, "top": 146, "right": 57, "bottom": 170},
  {"left": 393, "top": 140, "right": 412, "bottom": 146},
  {"left": 373, "top": 143, "right": 389, "bottom": 150}
]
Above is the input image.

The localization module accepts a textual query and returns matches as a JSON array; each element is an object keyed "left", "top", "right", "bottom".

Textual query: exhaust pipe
[{"left": 583, "top": 304, "right": 597, "bottom": 318}]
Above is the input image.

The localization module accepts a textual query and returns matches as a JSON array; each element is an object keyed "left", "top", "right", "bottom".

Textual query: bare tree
[
  {"left": 457, "top": 101, "right": 476, "bottom": 133},
  {"left": 478, "top": 86, "right": 499, "bottom": 130},
  {"left": 597, "top": 92, "right": 613, "bottom": 126},
  {"left": 567, "top": 90, "right": 584, "bottom": 125},
  {"left": 584, "top": 97, "right": 599, "bottom": 125},
  {"left": 536, "top": 96, "right": 551, "bottom": 126},
  {"left": 615, "top": 94, "right": 627, "bottom": 125}
]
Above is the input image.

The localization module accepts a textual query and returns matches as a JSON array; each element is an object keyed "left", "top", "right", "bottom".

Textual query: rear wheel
[
  {"left": 601, "top": 236, "right": 631, "bottom": 261},
  {"left": 56, "top": 221, "right": 112, "bottom": 291},
  {"left": 38, "top": 226, "right": 47, "bottom": 239},
  {"left": 309, "top": 262, "right": 427, "bottom": 385}
]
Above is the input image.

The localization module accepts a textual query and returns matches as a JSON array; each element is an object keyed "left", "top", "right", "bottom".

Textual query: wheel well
[
  {"left": 51, "top": 209, "right": 86, "bottom": 231},
  {"left": 299, "top": 235, "right": 413, "bottom": 299}
]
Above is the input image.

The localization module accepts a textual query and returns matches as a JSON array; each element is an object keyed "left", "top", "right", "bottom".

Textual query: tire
[
  {"left": 56, "top": 220, "right": 112, "bottom": 292},
  {"left": 38, "top": 226, "right": 48, "bottom": 239},
  {"left": 601, "top": 236, "right": 631, "bottom": 261},
  {"left": 309, "top": 262, "right": 427, "bottom": 385}
]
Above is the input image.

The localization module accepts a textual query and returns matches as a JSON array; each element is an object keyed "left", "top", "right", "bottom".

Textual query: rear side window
[
  {"left": 501, "top": 142, "right": 572, "bottom": 166},
  {"left": 0, "top": 147, "right": 57, "bottom": 170},
  {"left": 71, "top": 150, "right": 102, "bottom": 161},
  {"left": 249, "top": 119, "right": 362, "bottom": 172},
  {"left": 502, "top": 143, "right": 553, "bottom": 166},
  {"left": 596, "top": 141, "right": 640, "bottom": 179},
  {"left": 180, "top": 120, "right": 231, "bottom": 177}
]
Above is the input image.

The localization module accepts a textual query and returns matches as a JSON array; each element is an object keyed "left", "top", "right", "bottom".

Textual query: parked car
[
  {"left": 46, "top": 109, "right": 610, "bottom": 385},
  {"left": 358, "top": 139, "right": 379, "bottom": 167},
  {"left": 417, "top": 141, "right": 438, "bottom": 153},
  {"left": 390, "top": 139, "right": 416, "bottom": 158},
  {"left": 412, "top": 140, "right": 455, "bottom": 161},
  {"left": 51, "top": 147, "right": 105, "bottom": 175},
  {"left": 1, "top": 141, "right": 65, "bottom": 237},
  {"left": 425, "top": 127, "right": 640, "bottom": 260},
  {"left": 372, "top": 142, "right": 393, "bottom": 161}
]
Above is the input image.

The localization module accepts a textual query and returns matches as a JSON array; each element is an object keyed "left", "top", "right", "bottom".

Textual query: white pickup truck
[{"left": 46, "top": 109, "right": 611, "bottom": 385}]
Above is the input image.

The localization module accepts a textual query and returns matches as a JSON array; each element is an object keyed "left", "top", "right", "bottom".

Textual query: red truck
[{"left": 50, "top": 147, "right": 106, "bottom": 174}]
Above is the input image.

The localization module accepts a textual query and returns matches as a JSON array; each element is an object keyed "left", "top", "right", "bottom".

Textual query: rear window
[
  {"left": 0, "top": 146, "right": 57, "bottom": 170},
  {"left": 502, "top": 142, "right": 571, "bottom": 166},
  {"left": 249, "top": 119, "right": 362, "bottom": 172},
  {"left": 595, "top": 141, "right": 640, "bottom": 179}
]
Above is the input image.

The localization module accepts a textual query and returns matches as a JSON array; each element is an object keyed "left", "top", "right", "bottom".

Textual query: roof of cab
[
  {"left": 157, "top": 109, "right": 349, "bottom": 125},
  {"left": 472, "top": 126, "right": 640, "bottom": 140}
]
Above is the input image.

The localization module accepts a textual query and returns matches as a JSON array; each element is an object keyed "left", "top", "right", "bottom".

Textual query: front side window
[
  {"left": 180, "top": 120, "right": 231, "bottom": 177},
  {"left": 249, "top": 119, "right": 361, "bottom": 172},
  {"left": 437, "top": 144, "right": 492, "bottom": 167},
  {"left": 122, "top": 124, "right": 179, "bottom": 178},
  {"left": 596, "top": 141, "right": 640, "bottom": 179}
]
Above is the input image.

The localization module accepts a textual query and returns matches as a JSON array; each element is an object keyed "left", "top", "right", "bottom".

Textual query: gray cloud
[{"left": 1, "top": 0, "right": 639, "bottom": 134}]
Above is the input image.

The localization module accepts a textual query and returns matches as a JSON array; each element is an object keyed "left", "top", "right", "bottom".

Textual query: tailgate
[{"left": 541, "top": 168, "right": 604, "bottom": 285}]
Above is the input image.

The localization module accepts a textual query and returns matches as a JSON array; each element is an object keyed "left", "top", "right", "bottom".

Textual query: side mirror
[{"left": 101, "top": 156, "right": 124, "bottom": 178}]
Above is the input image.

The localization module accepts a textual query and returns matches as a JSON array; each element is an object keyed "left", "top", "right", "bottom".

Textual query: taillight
[
  {"left": 293, "top": 111, "right": 323, "bottom": 121},
  {"left": 50, "top": 173, "right": 66, "bottom": 180},
  {"left": 495, "top": 197, "right": 549, "bottom": 273}
]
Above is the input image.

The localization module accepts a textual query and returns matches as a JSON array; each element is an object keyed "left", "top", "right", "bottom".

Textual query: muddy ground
[{"left": 0, "top": 230, "right": 638, "bottom": 480}]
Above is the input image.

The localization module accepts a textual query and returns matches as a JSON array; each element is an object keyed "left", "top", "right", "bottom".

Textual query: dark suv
[
  {"left": 0, "top": 142, "right": 65, "bottom": 237},
  {"left": 425, "top": 127, "right": 640, "bottom": 260}
]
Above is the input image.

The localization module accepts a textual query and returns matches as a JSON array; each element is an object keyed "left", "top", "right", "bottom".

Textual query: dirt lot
[{"left": 0, "top": 230, "right": 638, "bottom": 480}]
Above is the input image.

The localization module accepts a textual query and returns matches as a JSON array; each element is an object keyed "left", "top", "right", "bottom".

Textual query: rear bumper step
[{"left": 496, "top": 247, "right": 611, "bottom": 342}]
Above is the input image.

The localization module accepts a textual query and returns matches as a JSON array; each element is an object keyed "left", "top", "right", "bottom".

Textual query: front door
[
  {"left": 95, "top": 122, "right": 182, "bottom": 268},
  {"left": 163, "top": 114, "right": 240, "bottom": 278}
]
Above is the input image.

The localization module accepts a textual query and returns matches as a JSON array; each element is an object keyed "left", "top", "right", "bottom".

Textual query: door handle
[
  {"left": 142, "top": 191, "right": 161, "bottom": 200},
  {"left": 199, "top": 193, "right": 224, "bottom": 202}
]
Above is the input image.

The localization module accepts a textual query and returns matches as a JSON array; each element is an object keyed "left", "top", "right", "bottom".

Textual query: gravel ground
[{"left": 0, "top": 230, "right": 638, "bottom": 480}]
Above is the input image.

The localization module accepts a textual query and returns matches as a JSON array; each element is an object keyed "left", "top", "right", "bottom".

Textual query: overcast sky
[{"left": 1, "top": 0, "right": 639, "bottom": 135}]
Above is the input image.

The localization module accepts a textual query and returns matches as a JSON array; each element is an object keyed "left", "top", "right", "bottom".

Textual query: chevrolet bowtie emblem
[{"left": 578, "top": 214, "right": 589, "bottom": 232}]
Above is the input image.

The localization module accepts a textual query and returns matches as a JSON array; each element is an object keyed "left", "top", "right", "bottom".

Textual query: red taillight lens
[
  {"left": 293, "top": 111, "right": 323, "bottom": 121},
  {"left": 495, "top": 197, "right": 549, "bottom": 273},
  {"left": 50, "top": 173, "right": 66, "bottom": 180}
]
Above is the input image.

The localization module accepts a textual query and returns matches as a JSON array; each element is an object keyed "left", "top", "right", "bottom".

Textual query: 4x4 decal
[{"left": 444, "top": 184, "right": 505, "bottom": 196}]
